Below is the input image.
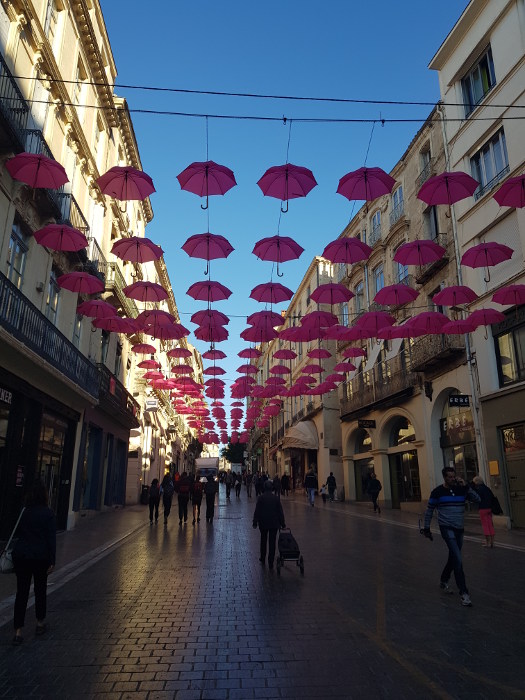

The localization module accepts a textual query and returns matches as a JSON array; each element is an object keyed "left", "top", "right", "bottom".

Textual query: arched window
[
  {"left": 355, "top": 428, "right": 372, "bottom": 453},
  {"left": 390, "top": 417, "right": 415, "bottom": 446}
]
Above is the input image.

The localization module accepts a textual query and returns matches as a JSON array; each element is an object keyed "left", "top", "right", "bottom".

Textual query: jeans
[
  {"left": 439, "top": 526, "right": 468, "bottom": 594},
  {"left": 149, "top": 498, "right": 159, "bottom": 522},
  {"left": 178, "top": 494, "right": 189, "bottom": 522},
  {"left": 307, "top": 488, "right": 316, "bottom": 505},
  {"left": 13, "top": 557, "right": 49, "bottom": 629},
  {"left": 163, "top": 495, "right": 173, "bottom": 521},
  {"left": 259, "top": 527, "right": 278, "bottom": 566}
]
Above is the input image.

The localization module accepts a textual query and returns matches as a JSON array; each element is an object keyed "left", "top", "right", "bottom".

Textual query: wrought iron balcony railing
[
  {"left": 84, "top": 237, "right": 107, "bottom": 281},
  {"left": 416, "top": 158, "right": 436, "bottom": 189},
  {"left": 22, "top": 129, "right": 63, "bottom": 217},
  {"left": 97, "top": 363, "right": 140, "bottom": 428},
  {"left": 56, "top": 192, "right": 90, "bottom": 233},
  {"left": 415, "top": 233, "right": 449, "bottom": 284},
  {"left": 104, "top": 262, "right": 139, "bottom": 318},
  {"left": 409, "top": 333, "right": 465, "bottom": 374},
  {"left": 389, "top": 201, "right": 405, "bottom": 228},
  {"left": 368, "top": 224, "right": 382, "bottom": 247},
  {"left": 474, "top": 165, "right": 510, "bottom": 201},
  {"left": 0, "top": 271, "right": 99, "bottom": 398},
  {"left": 0, "top": 52, "right": 29, "bottom": 151}
]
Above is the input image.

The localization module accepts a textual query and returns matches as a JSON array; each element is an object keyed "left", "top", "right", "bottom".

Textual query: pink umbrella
[
  {"left": 266, "top": 376, "right": 286, "bottom": 386},
  {"left": 150, "top": 378, "right": 177, "bottom": 390},
  {"left": 203, "top": 349, "right": 227, "bottom": 360},
  {"left": 492, "top": 284, "right": 525, "bottom": 306},
  {"left": 302, "top": 310, "right": 338, "bottom": 328},
  {"left": 77, "top": 299, "right": 116, "bottom": 319},
  {"left": 237, "top": 364, "right": 259, "bottom": 375},
  {"left": 137, "top": 359, "right": 161, "bottom": 369},
  {"left": 310, "top": 283, "right": 354, "bottom": 306},
  {"left": 57, "top": 272, "right": 104, "bottom": 294},
  {"left": 240, "top": 326, "right": 279, "bottom": 343},
  {"left": 186, "top": 280, "right": 232, "bottom": 302},
  {"left": 325, "top": 373, "right": 345, "bottom": 383},
  {"left": 342, "top": 347, "right": 367, "bottom": 358},
  {"left": 191, "top": 309, "right": 229, "bottom": 326},
  {"left": 97, "top": 166, "right": 155, "bottom": 201},
  {"left": 302, "top": 364, "right": 324, "bottom": 375},
  {"left": 308, "top": 348, "right": 331, "bottom": 359},
  {"left": 6, "top": 152, "right": 69, "bottom": 189},
  {"left": 172, "top": 365, "right": 194, "bottom": 375},
  {"left": 137, "top": 310, "right": 176, "bottom": 330},
  {"left": 493, "top": 175, "right": 525, "bottom": 208},
  {"left": 407, "top": 311, "right": 449, "bottom": 334},
  {"left": 177, "top": 160, "right": 236, "bottom": 210},
  {"left": 111, "top": 236, "right": 163, "bottom": 263},
  {"left": 247, "top": 310, "right": 284, "bottom": 328},
  {"left": 337, "top": 166, "right": 396, "bottom": 202},
  {"left": 143, "top": 370, "right": 164, "bottom": 380},
  {"left": 417, "top": 171, "right": 479, "bottom": 205},
  {"left": 203, "top": 366, "right": 226, "bottom": 376},
  {"left": 131, "top": 343, "right": 156, "bottom": 354},
  {"left": 252, "top": 235, "right": 304, "bottom": 277},
  {"left": 468, "top": 308, "right": 506, "bottom": 327},
  {"left": 334, "top": 361, "right": 357, "bottom": 372},
  {"left": 323, "top": 325, "right": 357, "bottom": 340},
  {"left": 238, "top": 348, "right": 262, "bottom": 359},
  {"left": 280, "top": 325, "right": 326, "bottom": 342},
  {"left": 374, "top": 284, "right": 419, "bottom": 307},
  {"left": 194, "top": 325, "right": 229, "bottom": 343},
  {"left": 167, "top": 347, "right": 192, "bottom": 359},
  {"left": 231, "top": 401, "right": 244, "bottom": 407},
  {"left": 34, "top": 224, "right": 88, "bottom": 252},
  {"left": 461, "top": 242, "right": 513, "bottom": 272},
  {"left": 322, "top": 237, "right": 372, "bottom": 264},
  {"left": 442, "top": 319, "right": 477, "bottom": 334},
  {"left": 257, "top": 163, "right": 317, "bottom": 213},
  {"left": 273, "top": 348, "right": 297, "bottom": 360},
  {"left": 393, "top": 240, "right": 446, "bottom": 267},
  {"left": 433, "top": 285, "right": 478, "bottom": 306},
  {"left": 250, "top": 282, "right": 294, "bottom": 304},
  {"left": 182, "top": 232, "right": 234, "bottom": 275},
  {"left": 92, "top": 316, "right": 139, "bottom": 334},
  {"left": 149, "top": 323, "right": 190, "bottom": 340},
  {"left": 205, "top": 378, "right": 225, "bottom": 387},
  {"left": 377, "top": 323, "right": 418, "bottom": 341},
  {"left": 355, "top": 311, "right": 395, "bottom": 332},
  {"left": 270, "top": 364, "right": 291, "bottom": 375},
  {"left": 123, "top": 281, "right": 168, "bottom": 302}
]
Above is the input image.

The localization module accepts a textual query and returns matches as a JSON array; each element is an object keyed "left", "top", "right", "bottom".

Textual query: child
[{"left": 320, "top": 484, "right": 327, "bottom": 503}]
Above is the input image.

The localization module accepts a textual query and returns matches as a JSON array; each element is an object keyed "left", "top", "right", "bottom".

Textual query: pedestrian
[
  {"left": 12, "top": 480, "right": 56, "bottom": 645},
  {"left": 366, "top": 472, "right": 382, "bottom": 513},
  {"left": 225, "top": 470, "right": 233, "bottom": 499},
  {"left": 177, "top": 471, "right": 191, "bottom": 524},
  {"left": 246, "top": 471, "right": 253, "bottom": 498},
  {"left": 327, "top": 472, "right": 337, "bottom": 502},
  {"left": 235, "top": 473, "right": 242, "bottom": 499},
  {"left": 255, "top": 472, "right": 264, "bottom": 497},
  {"left": 149, "top": 478, "right": 160, "bottom": 524},
  {"left": 281, "top": 472, "right": 290, "bottom": 496},
  {"left": 205, "top": 475, "right": 217, "bottom": 522},
  {"left": 320, "top": 484, "right": 327, "bottom": 503},
  {"left": 472, "top": 475, "right": 496, "bottom": 548},
  {"left": 252, "top": 480, "right": 286, "bottom": 569},
  {"left": 192, "top": 477, "right": 204, "bottom": 524},
  {"left": 422, "top": 466, "right": 480, "bottom": 606},
  {"left": 161, "top": 471, "right": 175, "bottom": 525},
  {"left": 304, "top": 467, "right": 318, "bottom": 507},
  {"left": 273, "top": 474, "right": 281, "bottom": 499}
]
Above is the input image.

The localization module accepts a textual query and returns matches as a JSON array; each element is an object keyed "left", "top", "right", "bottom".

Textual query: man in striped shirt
[{"left": 422, "top": 466, "right": 480, "bottom": 607}]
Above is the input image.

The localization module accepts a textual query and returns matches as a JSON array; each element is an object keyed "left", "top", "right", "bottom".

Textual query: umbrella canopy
[
  {"left": 373, "top": 283, "right": 419, "bottom": 306},
  {"left": 252, "top": 236, "right": 304, "bottom": 276},
  {"left": 468, "top": 308, "right": 506, "bottom": 327},
  {"left": 238, "top": 348, "right": 262, "bottom": 359},
  {"left": 441, "top": 319, "right": 477, "bottom": 334},
  {"left": 92, "top": 316, "right": 139, "bottom": 334},
  {"left": 186, "top": 280, "right": 232, "bottom": 302},
  {"left": 310, "top": 283, "right": 354, "bottom": 305},
  {"left": 131, "top": 343, "right": 156, "bottom": 354},
  {"left": 308, "top": 348, "right": 331, "bottom": 359},
  {"left": 247, "top": 310, "right": 284, "bottom": 328},
  {"left": 322, "top": 324, "right": 356, "bottom": 340},
  {"left": 337, "top": 166, "right": 396, "bottom": 201},
  {"left": 280, "top": 325, "right": 326, "bottom": 342},
  {"left": 333, "top": 361, "right": 357, "bottom": 373},
  {"left": 355, "top": 311, "right": 396, "bottom": 332},
  {"left": 460, "top": 242, "right": 513, "bottom": 269},
  {"left": 257, "top": 163, "right": 317, "bottom": 212},
  {"left": 191, "top": 309, "right": 230, "bottom": 326},
  {"left": 111, "top": 236, "right": 163, "bottom": 263},
  {"left": 393, "top": 239, "right": 446, "bottom": 267},
  {"left": 237, "top": 364, "right": 259, "bottom": 375},
  {"left": 77, "top": 299, "right": 116, "bottom": 319},
  {"left": 301, "top": 310, "right": 339, "bottom": 328},
  {"left": 322, "top": 237, "right": 372, "bottom": 264},
  {"left": 433, "top": 285, "right": 478, "bottom": 306},
  {"left": 194, "top": 325, "right": 229, "bottom": 343},
  {"left": 97, "top": 166, "right": 155, "bottom": 201},
  {"left": 172, "top": 365, "right": 194, "bottom": 375},
  {"left": 57, "top": 272, "right": 104, "bottom": 294},
  {"left": 167, "top": 347, "right": 192, "bottom": 359},
  {"left": 240, "top": 325, "right": 279, "bottom": 343},
  {"left": 177, "top": 160, "right": 236, "bottom": 209},
  {"left": 492, "top": 284, "right": 525, "bottom": 306},
  {"left": 301, "top": 363, "right": 324, "bottom": 375},
  {"left": 149, "top": 323, "right": 190, "bottom": 340},
  {"left": 325, "top": 372, "right": 346, "bottom": 383},
  {"left": 136, "top": 309, "right": 175, "bottom": 328},
  {"left": 250, "top": 281, "right": 294, "bottom": 304},
  {"left": 270, "top": 364, "right": 291, "bottom": 375},
  {"left": 493, "top": 175, "right": 525, "bottom": 208},
  {"left": 231, "top": 401, "right": 244, "bottom": 407},
  {"left": 182, "top": 232, "right": 234, "bottom": 273},
  {"left": 137, "top": 359, "right": 161, "bottom": 369},
  {"left": 142, "top": 370, "right": 164, "bottom": 380},
  {"left": 203, "top": 349, "right": 227, "bottom": 360},
  {"left": 417, "top": 171, "right": 479, "bottom": 205},
  {"left": 123, "top": 281, "right": 168, "bottom": 302},
  {"left": 34, "top": 224, "right": 88, "bottom": 252},
  {"left": 6, "top": 152, "right": 69, "bottom": 189},
  {"left": 203, "top": 366, "right": 226, "bottom": 376},
  {"left": 273, "top": 348, "right": 297, "bottom": 360},
  {"left": 407, "top": 311, "right": 449, "bottom": 334}
]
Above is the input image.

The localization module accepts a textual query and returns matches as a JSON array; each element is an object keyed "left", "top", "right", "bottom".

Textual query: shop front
[{"left": 439, "top": 400, "right": 477, "bottom": 483}]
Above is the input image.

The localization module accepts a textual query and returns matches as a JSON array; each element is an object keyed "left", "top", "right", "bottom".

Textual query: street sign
[
  {"left": 145, "top": 399, "right": 158, "bottom": 411},
  {"left": 448, "top": 395, "right": 470, "bottom": 407},
  {"left": 358, "top": 419, "right": 376, "bottom": 429}
]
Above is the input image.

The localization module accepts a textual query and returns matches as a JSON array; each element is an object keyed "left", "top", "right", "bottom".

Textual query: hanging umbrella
[
  {"left": 322, "top": 237, "right": 372, "bottom": 264},
  {"left": 123, "top": 281, "right": 168, "bottom": 302},
  {"left": 377, "top": 323, "right": 424, "bottom": 339},
  {"left": 273, "top": 348, "right": 297, "bottom": 360},
  {"left": 237, "top": 364, "right": 259, "bottom": 375},
  {"left": 182, "top": 232, "right": 234, "bottom": 275},
  {"left": 6, "top": 152, "right": 69, "bottom": 189},
  {"left": 34, "top": 224, "right": 88, "bottom": 252},
  {"left": 167, "top": 347, "right": 192, "bottom": 359},
  {"left": 407, "top": 311, "right": 450, "bottom": 334},
  {"left": 240, "top": 325, "right": 279, "bottom": 343},
  {"left": 247, "top": 310, "right": 284, "bottom": 328},
  {"left": 131, "top": 343, "right": 156, "bottom": 354},
  {"left": 172, "top": 365, "right": 194, "bottom": 375},
  {"left": 137, "top": 359, "right": 161, "bottom": 369},
  {"left": 301, "top": 310, "right": 339, "bottom": 328},
  {"left": 270, "top": 364, "right": 291, "bottom": 375},
  {"left": 186, "top": 280, "right": 232, "bottom": 302},
  {"left": 203, "top": 366, "right": 226, "bottom": 376},
  {"left": 280, "top": 325, "right": 326, "bottom": 342},
  {"left": 308, "top": 348, "right": 332, "bottom": 359},
  {"left": 441, "top": 319, "right": 477, "bottom": 334},
  {"left": 191, "top": 309, "right": 230, "bottom": 326},
  {"left": 203, "top": 349, "right": 227, "bottom": 360},
  {"left": 92, "top": 316, "right": 139, "bottom": 334},
  {"left": 432, "top": 285, "right": 478, "bottom": 306},
  {"left": 250, "top": 282, "right": 294, "bottom": 304},
  {"left": 194, "top": 325, "right": 229, "bottom": 343},
  {"left": 149, "top": 323, "right": 190, "bottom": 340},
  {"left": 310, "top": 283, "right": 354, "bottom": 305},
  {"left": 417, "top": 171, "right": 479, "bottom": 205},
  {"left": 177, "top": 160, "right": 237, "bottom": 210},
  {"left": 301, "top": 364, "right": 324, "bottom": 375},
  {"left": 493, "top": 175, "right": 525, "bottom": 208},
  {"left": 111, "top": 236, "right": 163, "bottom": 263},
  {"left": 342, "top": 347, "right": 367, "bottom": 359},
  {"left": 136, "top": 310, "right": 176, "bottom": 331},
  {"left": 231, "top": 401, "right": 244, "bottom": 407},
  {"left": 325, "top": 373, "right": 346, "bottom": 384},
  {"left": 142, "top": 370, "right": 164, "bottom": 380},
  {"left": 355, "top": 311, "right": 396, "bottom": 333},
  {"left": 393, "top": 240, "right": 446, "bottom": 267},
  {"left": 492, "top": 284, "right": 525, "bottom": 306},
  {"left": 323, "top": 324, "right": 356, "bottom": 341},
  {"left": 333, "top": 361, "right": 357, "bottom": 373},
  {"left": 252, "top": 235, "right": 304, "bottom": 277},
  {"left": 257, "top": 163, "right": 317, "bottom": 213},
  {"left": 57, "top": 272, "right": 104, "bottom": 294},
  {"left": 337, "top": 166, "right": 396, "bottom": 202},
  {"left": 373, "top": 283, "right": 419, "bottom": 307},
  {"left": 468, "top": 308, "right": 506, "bottom": 328},
  {"left": 461, "top": 242, "right": 513, "bottom": 269},
  {"left": 77, "top": 299, "right": 116, "bottom": 319},
  {"left": 97, "top": 165, "right": 155, "bottom": 201},
  {"left": 238, "top": 348, "right": 262, "bottom": 359}
]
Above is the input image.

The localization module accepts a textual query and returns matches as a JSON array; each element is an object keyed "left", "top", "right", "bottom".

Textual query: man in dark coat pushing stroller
[{"left": 253, "top": 481, "right": 286, "bottom": 569}]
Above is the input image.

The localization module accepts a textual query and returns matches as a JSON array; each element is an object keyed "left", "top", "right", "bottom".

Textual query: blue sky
[{"left": 100, "top": 1, "right": 468, "bottom": 420}]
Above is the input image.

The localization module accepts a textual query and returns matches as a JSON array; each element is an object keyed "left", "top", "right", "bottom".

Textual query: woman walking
[{"left": 472, "top": 475, "right": 496, "bottom": 547}]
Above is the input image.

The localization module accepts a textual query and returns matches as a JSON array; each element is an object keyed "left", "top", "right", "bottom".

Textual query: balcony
[
  {"left": 340, "top": 353, "right": 420, "bottom": 418},
  {"left": 57, "top": 192, "right": 90, "bottom": 234},
  {"left": 104, "top": 262, "right": 139, "bottom": 319},
  {"left": 22, "top": 129, "right": 63, "bottom": 219},
  {"left": 0, "top": 52, "right": 29, "bottom": 153},
  {"left": 85, "top": 237, "right": 107, "bottom": 281},
  {"left": 415, "top": 233, "right": 449, "bottom": 284},
  {"left": 409, "top": 334, "right": 466, "bottom": 375},
  {"left": 415, "top": 158, "right": 436, "bottom": 189},
  {"left": 474, "top": 165, "right": 510, "bottom": 201},
  {"left": 389, "top": 201, "right": 406, "bottom": 228},
  {"left": 368, "top": 224, "right": 382, "bottom": 247},
  {"left": 0, "top": 271, "right": 99, "bottom": 398},
  {"left": 97, "top": 363, "right": 140, "bottom": 429}
]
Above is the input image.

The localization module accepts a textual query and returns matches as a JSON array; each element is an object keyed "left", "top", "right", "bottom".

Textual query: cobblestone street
[{"left": 1, "top": 488, "right": 524, "bottom": 699}]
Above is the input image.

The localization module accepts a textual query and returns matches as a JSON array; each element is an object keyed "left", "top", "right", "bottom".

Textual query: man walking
[
  {"left": 326, "top": 472, "right": 337, "bottom": 502},
  {"left": 304, "top": 467, "right": 318, "bottom": 507},
  {"left": 422, "top": 466, "right": 480, "bottom": 606},
  {"left": 253, "top": 480, "right": 286, "bottom": 569}
]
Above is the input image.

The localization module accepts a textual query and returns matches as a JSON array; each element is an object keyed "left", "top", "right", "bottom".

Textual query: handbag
[
  {"left": 491, "top": 495, "right": 503, "bottom": 516},
  {"left": 0, "top": 507, "right": 25, "bottom": 574}
]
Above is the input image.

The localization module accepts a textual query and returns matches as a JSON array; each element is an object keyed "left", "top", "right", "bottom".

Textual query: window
[
  {"left": 394, "top": 244, "right": 409, "bottom": 283},
  {"left": 100, "top": 330, "right": 110, "bottom": 364},
  {"left": 471, "top": 129, "right": 509, "bottom": 199},
  {"left": 370, "top": 210, "right": 381, "bottom": 242},
  {"left": 44, "top": 1, "right": 58, "bottom": 44},
  {"left": 495, "top": 324, "right": 525, "bottom": 386},
  {"left": 94, "top": 116, "right": 103, "bottom": 166},
  {"left": 390, "top": 186, "right": 404, "bottom": 225},
  {"left": 306, "top": 285, "right": 311, "bottom": 306},
  {"left": 7, "top": 224, "right": 28, "bottom": 288},
  {"left": 115, "top": 342, "right": 122, "bottom": 377},
  {"left": 72, "top": 314, "right": 82, "bottom": 348},
  {"left": 424, "top": 206, "right": 439, "bottom": 240},
  {"left": 340, "top": 303, "right": 349, "bottom": 327},
  {"left": 462, "top": 47, "right": 496, "bottom": 116},
  {"left": 72, "top": 61, "right": 87, "bottom": 121},
  {"left": 355, "top": 281, "right": 364, "bottom": 315},
  {"left": 373, "top": 264, "right": 384, "bottom": 294},
  {"left": 45, "top": 271, "right": 60, "bottom": 324}
]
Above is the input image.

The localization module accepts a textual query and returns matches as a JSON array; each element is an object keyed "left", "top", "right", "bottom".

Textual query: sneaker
[
  {"left": 460, "top": 593, "right": 472, "bottom": 607},
  {"left": 440, "top": 582, "right": 454, "bottom": 595}
]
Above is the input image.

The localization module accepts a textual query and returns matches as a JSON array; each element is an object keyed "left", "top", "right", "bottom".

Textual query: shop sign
[
  {"left": 448, "top": 394, "right": 470, "bottom": 407},
  {"left": 0, "top": 387, "right": 12, "bottom": 405},
  {"left": 440, "top": 409, "right": 475, "bottom": 447},
  {"left": 145, "top": 399, "right": 158, "bottom": 411},
  {"left": 358, "top": 419, "right": 376, "bottom": 429}
]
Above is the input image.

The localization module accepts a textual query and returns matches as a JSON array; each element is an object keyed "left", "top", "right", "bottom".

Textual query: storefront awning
[{"left": 282, "top": 420, "right": 319, "bottom": 450}]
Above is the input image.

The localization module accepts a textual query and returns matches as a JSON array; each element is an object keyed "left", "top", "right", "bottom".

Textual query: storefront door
[
  {"left": 355, "top": 458, "right": 374, "bottom": 501},
  {"left": 389, "top": 451, "right": 421, "bottom": 508},
  {"left": 37, "top": 413, "right": 67, "bottom": 515},
  {"left": 505, "top": 452, "right": 525, "bottom": 528}
]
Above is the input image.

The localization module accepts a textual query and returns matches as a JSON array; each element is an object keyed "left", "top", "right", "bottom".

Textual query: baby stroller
[{"left": 276, "top": 528, "right": 304, "bottom": 576}]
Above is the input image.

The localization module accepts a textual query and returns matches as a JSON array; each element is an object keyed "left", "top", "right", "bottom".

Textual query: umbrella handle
[
  {"left": 201, "top": 194, "right": 209, "bottom": 210},
  {"left": 204, "top": 261, "right": 209, "bottom": 276},
  {"left": 277, "top": 261, "right": 284, "bottom": 278},
  {"left": 280, "top": 200, "right": 289, "bottom": 214},
  {"left": 483, "top": 266, "right": 491, "bottom": 284}
]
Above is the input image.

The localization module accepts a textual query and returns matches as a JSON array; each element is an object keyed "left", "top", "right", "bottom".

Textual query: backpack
[
  {"left": 150, "top": 483, "right": 160, "bottom": 500},
  {"left": 178, "top": 479, "right": 190, "bottom": 495},
  {"left": 491, "top": 494, "right": 503, "bottom": 515},
  {"left": 163, "top": 478, "right": 174, "bottom": 498}
]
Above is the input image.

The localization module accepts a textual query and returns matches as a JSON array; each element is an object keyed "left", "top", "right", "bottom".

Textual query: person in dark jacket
[
  {"left": 177, "top": 472, "right": 191, "bottom": 524},
  {"left": 304, "top": 468, "right": 318, "bottom": 507},
  {"left": 12, "top": 481, "right": 56, "bottom": 645},
  {"left": 149, "top": 478, "right": 160, "bottom": 524},
  {"left": 205, "top": 475, "right": 218, "bottom": 522},
  {"left": 472, "top": 475, "right": 496, "bottom": 548},
  {"left": 192, "top": 478, "right": 204, "bottom": 524},
  {"left": 366, "top": 473, "right": 382, "bottom": 513},
  {"left": 252, "top": 480, "right": 286, "bottom": 569},
  {"left": 327, "top": 472, "right": 337, "bottom": 502},
  {"left": 161, "top": 472, "right": 175, "bottom": 525}
]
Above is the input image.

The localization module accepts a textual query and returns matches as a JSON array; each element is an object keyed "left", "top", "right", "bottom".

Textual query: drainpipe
[{"left": 436, "top": 102, "right": 489, "bottom": 480}]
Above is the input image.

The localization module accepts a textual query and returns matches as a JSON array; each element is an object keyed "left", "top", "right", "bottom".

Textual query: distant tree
[{"left": 220, "top": 442, "right": 245, "bottom": 464}]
